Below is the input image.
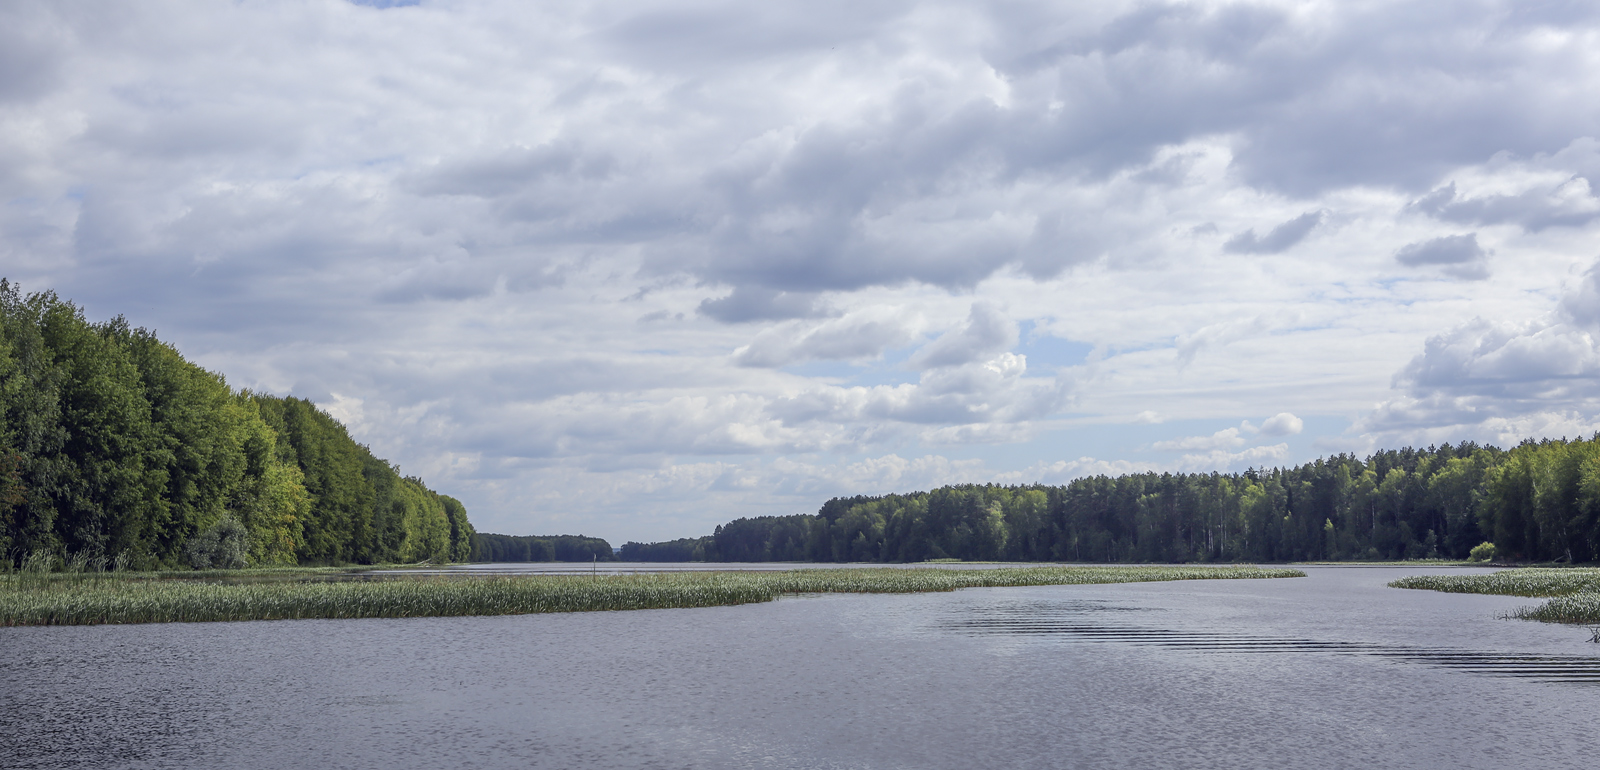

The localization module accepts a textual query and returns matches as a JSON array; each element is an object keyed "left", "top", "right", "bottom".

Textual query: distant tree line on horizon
[
  {"left": 471, "top": 532, "right": 614, "bottom": 562},
  {"left": 622, "top": 437, "right": 1600, "bottom": 564},
  {"left": 0, "top": 281, "right": 474, "bottom": 569}
]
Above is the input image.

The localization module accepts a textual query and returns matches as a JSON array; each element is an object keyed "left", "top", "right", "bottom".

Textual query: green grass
[
  {"left": 1389, "top": 568, "right": 1600, "bottom": 624},
  {"left": 0, "top": 565, "right": 1304, "bottom": 626}
]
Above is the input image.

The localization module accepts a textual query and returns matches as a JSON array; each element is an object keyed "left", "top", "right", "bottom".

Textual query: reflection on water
[
  {"left": 4, "top": 566, "right": 1600, "bottom": 769},
  {"left": 942, "top": 599, "right": 1600, "bottom": 684}
]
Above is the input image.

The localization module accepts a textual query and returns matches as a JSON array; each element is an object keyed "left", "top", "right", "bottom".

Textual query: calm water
[{"left": 4, "top": 565, "right": 1599, "bottom": 769}]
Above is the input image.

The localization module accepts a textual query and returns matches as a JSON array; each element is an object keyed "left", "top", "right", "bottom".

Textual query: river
[{"left": 3, "top": 565, "right": 1597, "bottom": 768}]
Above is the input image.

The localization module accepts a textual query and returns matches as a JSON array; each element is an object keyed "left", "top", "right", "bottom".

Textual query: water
[{"left": 4, "top": 565, "right": 1599, "bottom": 769}]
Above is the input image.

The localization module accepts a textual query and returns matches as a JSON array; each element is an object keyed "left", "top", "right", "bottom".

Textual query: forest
[
  {"left": 622, "top": 437, "right": 1600, "bottom": 564},
  {"left": 471, "top": 533, "right": 615, "bottom": 562},
  {"left": 0, "top": 281, "right": 475, "bottom": 569}
]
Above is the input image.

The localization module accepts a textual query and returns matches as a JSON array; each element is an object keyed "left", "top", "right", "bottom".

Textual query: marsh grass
[
  {"left": 1388, "top": 569, "right": 1600, "bottom": 598},
  {"left": 1389, "top": 568, "right": 1600, "bottom": 625},
  {"left": 0, "top": 565, "right": 1303, "bottom": 626}
]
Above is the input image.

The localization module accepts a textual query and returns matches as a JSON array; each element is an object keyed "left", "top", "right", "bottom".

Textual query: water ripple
[{"left": 941, "top": 601, "right": 1600, "bottom": 684}]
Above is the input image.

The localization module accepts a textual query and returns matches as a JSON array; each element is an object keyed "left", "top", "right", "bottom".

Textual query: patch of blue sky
[
  {"left": 348, "top": 0, "right": 420, "bottom": 8},
  {"left": 1016, "top": 321, "right": 1093, "bottom": 375}
]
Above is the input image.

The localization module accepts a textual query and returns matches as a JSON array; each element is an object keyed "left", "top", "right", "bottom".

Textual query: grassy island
[
  {"left": 1390, "top": 569, "right": 1600, "bottom": 624},
  {"left": 0, "top": 565, "right": 1304, "bottom": 626}
]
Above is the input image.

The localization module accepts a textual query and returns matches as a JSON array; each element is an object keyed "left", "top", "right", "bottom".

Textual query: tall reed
[
  {"left": 0, "top": 565, "right": 1304, "bottom": 626},
  {"left": 1390, "top": 568, "right": 1600, "bottom": 625}
]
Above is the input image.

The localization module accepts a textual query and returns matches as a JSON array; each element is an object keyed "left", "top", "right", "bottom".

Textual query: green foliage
[
  {"left": 1468, "top": 541, "right": 1496, "bottom": 562},
  {"left": 185, "top": 517, "right": 251, "bottom": 570},
  {"left": 620, "top": 536, "right": 714, "bottom": 562},
  {"left": 473, "top": 533, "right": 613, "bottom": 562},
  {"left": 634, "top": 440, "right": 1600, "bottom": 565},
  {"left": 0, "top": 280, "right": 474, "bottom": 570}
]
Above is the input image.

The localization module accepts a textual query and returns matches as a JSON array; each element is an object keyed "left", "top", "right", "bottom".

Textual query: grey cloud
[
  {"left": 1409, "top": 179, "right": 1600, "bottom": 231},
  {"left": 1223, "top": 211, "right": 1322, "bottom": 254},
  {"left": 909, "top": 303, "right": 1017, "bottom": 370},
  {"left": 376, "top": 258, "right": 497, "bottom": 303},
  {"left": 0, "top": 3, "right": 68, "bottom": 104},
  {"left": 15, "top": 0, "right": 1600, "bottom": 537},
  {"left": 597, "top": 1, "right": 903, "bottom": 71},
  {"left": 1561, "top": 263, "right": 1600, "bottom": 328},
  {"left": 1394, "top": 234, "right": 1489, "bottom": 279},
  {"left": 991, "top": 1, "right": 1600, "bottom": 195},
  {"left": 699, "top": 286, "right": 830, "bottom": 324},
  {"left": 409, "top": 143, "right": 613, "bottom": 199}
]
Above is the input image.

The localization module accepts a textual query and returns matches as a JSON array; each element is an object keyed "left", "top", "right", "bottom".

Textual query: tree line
[
  {"left": 623, "top": 438, "right": 1600, "bottom": 564},
  {"left": 0, "top": 281, "right": 474, "bottom": 569},
  {"left": 471, "top": 533, "right": 614, "bottom": 562}
]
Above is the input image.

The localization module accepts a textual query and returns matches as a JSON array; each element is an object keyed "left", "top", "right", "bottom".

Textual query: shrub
[
  {"left": 1468, "top": 541, "right": 1497, "bottom": 562},
  {"left": 186, "top": 518, "right": 252, "bottom": 570}
]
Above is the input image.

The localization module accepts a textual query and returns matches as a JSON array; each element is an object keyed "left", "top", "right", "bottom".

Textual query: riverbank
[{"left": 0, "top": 565, "right": 1304, "bottom": 626}]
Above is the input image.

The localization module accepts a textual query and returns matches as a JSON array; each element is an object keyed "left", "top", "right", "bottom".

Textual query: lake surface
[{"left": 4, "top": 565, "right": 1599, "bottom": 769}]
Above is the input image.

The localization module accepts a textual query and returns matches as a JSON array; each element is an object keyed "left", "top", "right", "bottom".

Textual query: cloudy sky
[{"left": 5, "top": 0, "right": 1600, "bottom": 544}]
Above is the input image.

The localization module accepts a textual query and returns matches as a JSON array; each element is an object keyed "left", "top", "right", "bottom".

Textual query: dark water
[{"left": 4, "top": 566, "right": 1599, "bottom": 769}]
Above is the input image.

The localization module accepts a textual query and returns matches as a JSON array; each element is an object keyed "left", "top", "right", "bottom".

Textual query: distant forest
[
  {"left": 623, "top": 438, "right": 1600, "bottom": 564},
  {"left": 0, "top": 281, "right": 475, "bottom": 569},
  {"left": 471, "top": 532, "right": 614, "bottom": 562}
]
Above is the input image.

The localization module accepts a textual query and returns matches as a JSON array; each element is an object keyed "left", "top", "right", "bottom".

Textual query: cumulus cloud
[
  {"left": 908, "top": 303, "right": 1018, "bottom": 370},
  {"left": 8, "top": 0, "right": 1600, "bottom": 541},
  {"left": 1258, "top": 412, "right": 1303, "bottom": 437},
  {"left": 1358, "top": 258, "right": 1600, "bottom": 445}
]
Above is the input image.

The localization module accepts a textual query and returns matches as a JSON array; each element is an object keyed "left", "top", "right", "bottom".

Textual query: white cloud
[
  {"left": 1174, "top": 444, "right": 1291, "bottom": 473},
  {"left": 1152, "top": 427, "right": 1246, "bottom": 452},
  {"left": 908, "top": 302, "right": 1017, "bottom": 370},
  {"left": 1356, "top": 257, "right": 1600, "bottom": 447},
  {"left": 1258, "top": 412, "right": 1303, "bottom": 437},
  {"left": 6, "top": 0, "right": 1600, "bottom": 542}
]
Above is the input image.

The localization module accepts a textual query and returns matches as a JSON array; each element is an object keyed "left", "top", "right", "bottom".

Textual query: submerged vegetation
[
  {"left": 0, "top": 281, "right": 474, "bottom": 570},
  {"left": 0, "top": 564, "right": 1303, "bottom": 626},
  {"left": 1390, "top": 569, "right": 1600, "bottom": 624},
  {"left": 628, "top": 437, "right": 1600, "bottom": 565}
]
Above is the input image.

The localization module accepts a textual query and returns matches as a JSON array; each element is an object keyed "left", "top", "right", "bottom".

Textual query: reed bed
[
  {"left": 0, "top": 565, "right": 1303, "bottom": 627},
  {"left": 760, "top": 565, "right": 1303, "bottom": 595},
  {"left": 1507, "top": 594, "right": 1600, "bottom": 624},
  {"left": 1388, "top": 569, "right": 1600, "bottom": 598},
  {"left": 1389, "top": 568, "right": 1600, "bottom": 625}
]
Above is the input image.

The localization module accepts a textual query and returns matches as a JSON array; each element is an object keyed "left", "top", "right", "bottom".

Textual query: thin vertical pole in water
[{"left": 592, "top": 553, "right": 597, "bottom": 578}]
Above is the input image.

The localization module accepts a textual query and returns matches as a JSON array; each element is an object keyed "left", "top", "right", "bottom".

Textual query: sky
[{"left": 4, "top": 0, "right": 1600, "bottom": 545}]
